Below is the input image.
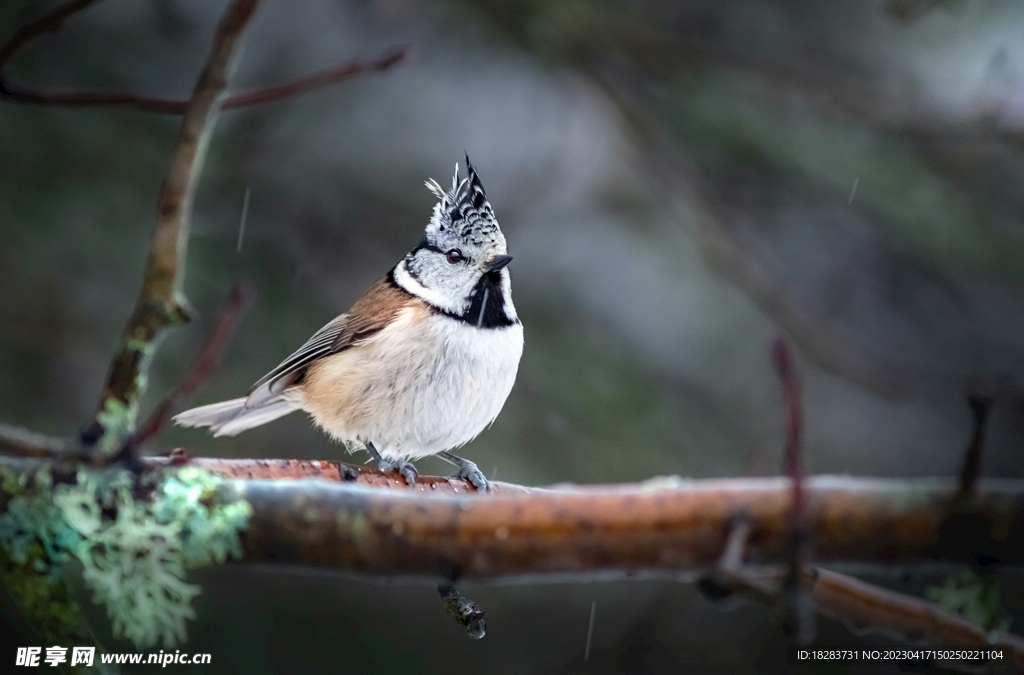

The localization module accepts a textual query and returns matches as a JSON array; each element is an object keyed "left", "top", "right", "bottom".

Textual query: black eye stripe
[{"left": 415, "top": 239, "right": 445, "bottom": 255}]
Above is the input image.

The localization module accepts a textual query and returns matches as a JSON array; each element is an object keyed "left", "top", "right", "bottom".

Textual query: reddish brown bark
[{"left": 175, "top": 462, "right": 1024, "bottom": 577}]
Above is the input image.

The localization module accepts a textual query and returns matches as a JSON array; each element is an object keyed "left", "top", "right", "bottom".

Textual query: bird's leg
[
  {"left": 438, "top": 451, "right": 490, "bottom": 492},
  {"left": 364, "top": 442, "right": 417, "bottom": 486}
]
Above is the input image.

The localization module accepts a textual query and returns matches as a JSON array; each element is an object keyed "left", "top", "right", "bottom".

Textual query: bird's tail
[{"left": 173, "top": 396, "right": 298, "bottom": 437}]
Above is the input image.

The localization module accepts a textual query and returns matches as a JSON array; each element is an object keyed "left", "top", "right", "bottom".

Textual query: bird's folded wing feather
[{"left": 244, "top": 276, "right": 416, "bottom": 408}]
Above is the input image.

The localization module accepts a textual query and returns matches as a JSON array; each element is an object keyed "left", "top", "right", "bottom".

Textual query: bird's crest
[{"left": 424, "top": 155, "right": 499, "bottom": 243}]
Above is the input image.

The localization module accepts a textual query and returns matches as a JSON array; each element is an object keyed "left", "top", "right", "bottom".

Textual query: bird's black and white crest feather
[{"left": 423, "top": 156, "right": 502, "bottom": 248}]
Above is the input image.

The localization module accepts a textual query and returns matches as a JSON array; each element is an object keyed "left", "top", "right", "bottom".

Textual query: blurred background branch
[
  {"left": 1, "top": 45, "right": 411, "bottom": 114},
  {"left": 0, "top": 0, "right": 102, "bottom": 68}
]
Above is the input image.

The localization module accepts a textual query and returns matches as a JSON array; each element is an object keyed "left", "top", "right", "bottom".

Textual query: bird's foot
[
  {"left": 365, "top": 442, "right": 418, "bottom": 486},
  {"left": 374, "top": 457, "right": 418, "bottom": 486},
  {"left": 394, "top": 459, "right": 419, "bottom": 486},
  {"left": 439, "top": 452, "right": 490, "bottom": 492}
]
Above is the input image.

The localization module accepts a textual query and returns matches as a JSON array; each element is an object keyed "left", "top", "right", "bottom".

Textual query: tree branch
[
  {"left": 5, "top": 457, "right": 1024, "bottom": 573},
  {"left": 0, "top": 0, "right": 103, "bottom": 69},
  {"left": 806, "top": 567, "right": 1024, "bottom": 664},
  {"left": 93, "top": 0, "right": 262, "bottom": 447},
  {"left": 1, "top": 46, "right": 411, "bottom": 113},
  {"left": 226, "top": 471, "right": 1024, "bottom": 574},
  {"left": 3, "top": 454, "right": 1024, "bottom": 657},
  {"left": 0, "top": 423, "right": 69, "bottom": 459}
]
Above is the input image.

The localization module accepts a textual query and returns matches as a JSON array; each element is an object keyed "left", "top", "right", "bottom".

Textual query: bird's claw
[
  {"left": 455, "top": 461, "right": 490, "bottom": 492},
  {"left": 377, "top": 457, "right": 418, "bottom": 486},
  {"left": 396, "top": 459, "right": 419, "bottom": 486}
]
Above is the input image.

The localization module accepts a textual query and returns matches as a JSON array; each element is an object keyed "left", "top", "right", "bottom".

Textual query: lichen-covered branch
[
  {"left": 3, "top": 455, "right": 1024, "bottom": 660},
  {"left": 93, "top": 0, "right": 262, "bottom": 449},
  {"left": 0, "top": 457, "right": 1015, "bottom": 574},
  {"left": 0, "top": 461, "right": 251, "bottom": 660},
  {"left": 2, "top": 46, "right": 411, "bottom": 113}
]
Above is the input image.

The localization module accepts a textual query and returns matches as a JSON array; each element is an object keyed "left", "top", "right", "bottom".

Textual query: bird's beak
[{"left": 483, "top": 255, "right": 514, "bottom": 272}]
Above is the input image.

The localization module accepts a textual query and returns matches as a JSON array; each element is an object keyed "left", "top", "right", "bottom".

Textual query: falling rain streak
[
  {"left": 585, "top": 601, "right": 597, "bottom": 660},
  {"left": 236, "top": 187, "right": 251, "bottom": 252}
]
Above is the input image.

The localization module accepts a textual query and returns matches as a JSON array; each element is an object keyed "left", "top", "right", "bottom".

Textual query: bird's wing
[
  {"left": 244, "top": 314, "right": 349, "bottom": 408},
  {"left": 244, "top": 274, "right": 416, "bottom": 408}
]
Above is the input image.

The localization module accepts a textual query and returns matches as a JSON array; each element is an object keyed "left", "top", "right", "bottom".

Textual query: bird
[{"left": 173, "top": 156, "right": 523, "bottom": 491}]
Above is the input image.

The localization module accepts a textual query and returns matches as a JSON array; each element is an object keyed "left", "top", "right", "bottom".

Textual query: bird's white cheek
[{"left": 393, "top": 262, "right": 464, "bottom": 315}]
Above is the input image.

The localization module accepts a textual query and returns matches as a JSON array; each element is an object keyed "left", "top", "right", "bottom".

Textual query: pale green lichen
[
  {"left": 79, "top": 500, "right": 200, "bottom": 648},
  {"left": 94, "top": 399, "right": 137, "bottom": 455},
  {"left": 925, "top": 569, "right": 1012, "bottom": 632},
  {"left": 0, "top": 465, "right": 103, "bottom": 673},
  {"left": 0, "top": 464, "right": 251, "bottom": 650}
]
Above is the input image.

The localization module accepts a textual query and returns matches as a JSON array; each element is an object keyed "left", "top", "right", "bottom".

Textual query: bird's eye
[{"left": 446, "top": 249, "right": 465, "bottom": 264}]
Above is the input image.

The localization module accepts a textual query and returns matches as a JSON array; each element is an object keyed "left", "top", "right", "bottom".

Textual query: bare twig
[
  {"left": 94, "top": 0, "right": 262, "bottom": 447},
  {"left": 1, "top": 46, "right": 411, "bottom": 113},
  {"left": 806, "top": 567, "right": 1024, "bottom": 668},
  {"left": 697, "top": 516, "right": 1023, "bottom": 661},
  {"left": 112, "top": 282, "right": 253, "bottom": 466},
  {"left": 959, "top": 395, "right": 992, "bottom": 498},
  {"left": 718, "top": 517, "right": 753, "bottom": 575},
  {"left": 699, "top": 517, "right": 778, "bottom": 602},
  {"left": 770, "top": 337, "right": 815, "bottom": 642},
  {"left": 438, "top": 584, "right": 486, "bottom": 639},
  {"left": 0, "top": 0, "right": 103, "bottom": 68},
  {"left": 771, "top": 338, "right": 805, "bottom": 522},
  {"left": 0, "top": 282, "right": 250, "bottom": 468},
  {"left": 0, "top": 423, "right": 69, "bottom": 459}
]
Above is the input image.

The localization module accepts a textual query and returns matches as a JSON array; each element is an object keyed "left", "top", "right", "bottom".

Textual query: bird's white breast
[{"left": 300, "top": 305, "right": 523, "bottom": 460}]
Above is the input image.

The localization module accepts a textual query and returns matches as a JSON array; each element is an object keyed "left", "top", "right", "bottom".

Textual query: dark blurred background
[{"left": 2, "top": 0, "right": 1023, "bottom": 672}]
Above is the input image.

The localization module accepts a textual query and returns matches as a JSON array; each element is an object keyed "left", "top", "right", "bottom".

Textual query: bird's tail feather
[{"left": 173, "top": 396, "right": 297, "bottom": 437}]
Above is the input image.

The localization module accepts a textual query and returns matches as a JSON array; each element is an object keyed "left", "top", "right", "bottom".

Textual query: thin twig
[
  {"left": 770, "top": 337, "right": 815, "bottom": 642},
  {"left": 0, "top": 423, "right": 70, "bottom": 459},
  {"left": 118, "top": 282, "right": 253, "bottom": 460},
  {"left": 806, "top": 567, "right": 1024, "bottom": 668},
  {"left": 94, "top": 0, "right": 262, "bottom": 447},
  {"left": 699, "top": 516, "right": 778, "bottom": 602},
  {"left": 710, "top": 564, "right": 1024, "bottom": 667},
  {"left": 0, "top": 282, "right": 250, "bottom": 468},
  {"left": 771, "top": 338, "right": 804, "bottom": 521},
  {"left": 0, "top": 0, "right": 103, "bottom": 68},
  {"left": 718, "top": 516, "right": 752, "bottom": 575},
  {"left": 959, "top": 395, "right": 992, "bottom": 498},
  {"left": 1, "top": 46, "right": 411, "bottom": 113}
]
